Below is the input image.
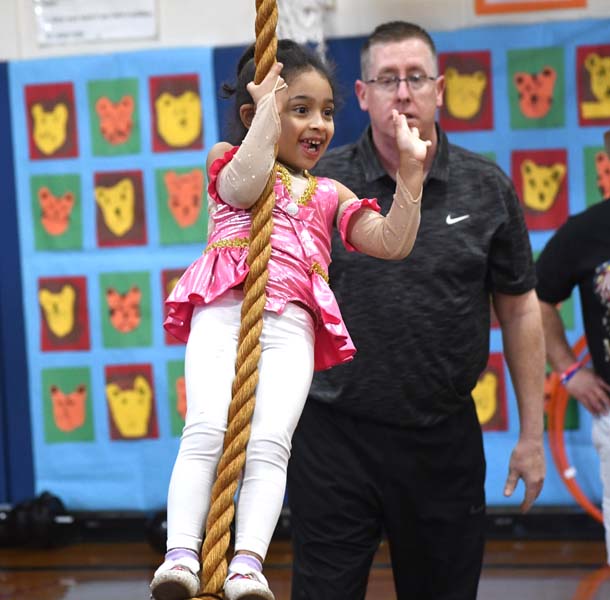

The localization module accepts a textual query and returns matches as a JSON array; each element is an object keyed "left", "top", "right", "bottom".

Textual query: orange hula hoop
[
  {"left": 546, "top": 335, "right": 603, "bottom": 524},
  {"left": 572, "top": 565, "right": 610, "bottom": 600}
]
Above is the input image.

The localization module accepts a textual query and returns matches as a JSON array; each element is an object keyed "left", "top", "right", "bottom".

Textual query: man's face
[{"left": 355, "top": 38, "right": 444, "bottom": 143}]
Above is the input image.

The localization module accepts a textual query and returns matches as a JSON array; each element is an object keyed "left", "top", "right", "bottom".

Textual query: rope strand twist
[{"left": 196, "top": 1, "right": 278, "bottom": 597}]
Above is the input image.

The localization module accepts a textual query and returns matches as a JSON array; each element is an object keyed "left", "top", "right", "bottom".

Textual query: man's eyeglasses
[{"left": 365, "top": 73, "right": 437, "bottom": 92}]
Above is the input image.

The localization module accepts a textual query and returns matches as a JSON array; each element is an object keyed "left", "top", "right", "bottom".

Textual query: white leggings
[
  {"left": 592, "top": 413, "right": 610, "bottom": 566},
  {"left": 166, "top": 289, "right": 315, "bottom": 560}
]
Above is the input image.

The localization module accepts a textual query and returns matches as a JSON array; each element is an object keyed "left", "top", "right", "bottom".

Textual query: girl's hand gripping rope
[{"left": 214, "top": 63, "right": 287, "bottom": 209}]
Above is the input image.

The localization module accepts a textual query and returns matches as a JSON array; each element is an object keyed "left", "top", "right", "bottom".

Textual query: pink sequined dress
[{"left": 164, "top": 147, "right": 380, "bottom": 371}]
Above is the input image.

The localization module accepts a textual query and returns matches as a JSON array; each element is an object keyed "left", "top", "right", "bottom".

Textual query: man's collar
[
  {"left": 356, "top": 127, "right": 389, "bottom": 183},
  {"left": 427, "top": 123, "right": 450, "bottom": 184},
  {"left": 356, "top": 123, "right": 450, "bottom": 184}
]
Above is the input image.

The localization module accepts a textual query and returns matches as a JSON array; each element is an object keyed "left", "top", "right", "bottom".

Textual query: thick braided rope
[{"left": 197, "top": 1, "right": 278, "bottom": 597}]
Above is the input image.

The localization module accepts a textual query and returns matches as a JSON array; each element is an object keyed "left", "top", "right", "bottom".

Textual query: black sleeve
[
  {"left": 487, "top": 170, "right": 537, "bottom": 295},
  {"left": 535, "top": 218, "right": 580, "bottom": 304}
]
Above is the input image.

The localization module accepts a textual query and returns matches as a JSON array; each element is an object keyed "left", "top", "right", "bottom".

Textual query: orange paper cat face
[
  {"left": 95, "top": 96, "right": 134, "bottom": 145},
  {"left": 165, "top": 170, "right": 204, "bottom": 227},
  {"left": 595, "top": 151, "right": 610, "bottom": 198},
  {"left": 38, "top": 186, "right": 74, "bottom": 236},
  {"left": 514, "top": 66, "right": 556, "bottom": 119},
  {"left": 51, "top": 384, "right": 86, "bottom": 432},
  {"left": 176, "top": 376, "right": 186, "bottom": 420},
  {"left": 106, "top": 286, "right": 141, "bottom": 333}
]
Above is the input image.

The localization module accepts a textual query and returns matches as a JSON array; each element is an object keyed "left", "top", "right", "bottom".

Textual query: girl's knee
[{"left": 178, "top": 419, "right": 226, "bottom": 458}]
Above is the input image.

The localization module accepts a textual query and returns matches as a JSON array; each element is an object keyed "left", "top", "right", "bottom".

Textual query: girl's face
[{"left": 277, "top": 68, "right": 335, "bottom": 172}]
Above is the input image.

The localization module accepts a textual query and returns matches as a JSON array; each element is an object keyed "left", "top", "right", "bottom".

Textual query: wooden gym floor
[{"left": 1, "top": 538, "right": 609, "bottom": 600}]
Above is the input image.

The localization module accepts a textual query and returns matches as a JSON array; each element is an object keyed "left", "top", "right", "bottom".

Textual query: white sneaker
[
  {"left": 150, "top": 556, "right": 200, "bottom": 600},
  {"left": 223, "top": 564, "right": 275, "bottom": 600}
]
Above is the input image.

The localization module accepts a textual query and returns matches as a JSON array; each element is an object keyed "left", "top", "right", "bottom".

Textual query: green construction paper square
[
  {"left": 30, "top": 174, "right": 82, "bottom": 251},
  {"left": 583, "top": 146, "right": 606, "bottom": 207},
  {"left": 42, "top": 367, "right": 94, "bottom": 443},
  {"left": 563, "top": 397, "right": 580, "bottom": 430},
  {"left": 88, "top": 78, "right": 141, "bottom": 156},
  {"left": 544, "top": 396, "right": 580, "bottom": 431},
  {"left": 507, "top": 47, "right": 565, "bottom": 130},
  {"left": 558, "top": 295, "right": 575, "bottom": 330},
  {"left": 99, "top": 271, "right": 152, "bottom": 347},
  {"left": 155, "top": 166, "right": 208, "bottom": 245},
  {"left": 167, "top": 360, "right": 186, "bottom": 437}
]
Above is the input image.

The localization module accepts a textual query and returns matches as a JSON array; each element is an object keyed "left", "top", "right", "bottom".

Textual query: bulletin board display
[
  {"left": 5, "top": 17, "right": 610, "bottom": 510},
  {"left": 9, "top": 47, "right": 218, "bottom": 510}
]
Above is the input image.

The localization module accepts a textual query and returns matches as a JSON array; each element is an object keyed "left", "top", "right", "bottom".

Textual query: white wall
[
  {"left": 1, "top": 0, "right": 609, "bottom": 61},
  {"left": 0, "top": 0, "right": 20, "bottom": 59}
]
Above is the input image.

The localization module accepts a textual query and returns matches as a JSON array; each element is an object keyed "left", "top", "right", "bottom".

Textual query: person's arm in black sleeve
[{"left": 536, "top": 221, "right": 610, "bottom": 415}]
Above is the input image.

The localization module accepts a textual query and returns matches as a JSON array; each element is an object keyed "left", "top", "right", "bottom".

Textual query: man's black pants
[{"left": 287, "top": 400, "right": 486, "bottom": 600}]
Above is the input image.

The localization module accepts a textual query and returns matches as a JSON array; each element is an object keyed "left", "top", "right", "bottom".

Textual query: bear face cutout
[
  {"left": 176, "top": 376, "right": 186, "bottom": 421},
  {"left": 50, "top": 384, "right": 87, "bottom": 432},
  {"left": 444, "top": 67, "right": 487, "bottom": 120},
  {"left": 513, "top": 66, "right": 556, "bottom": 119},
  {"left": 155, "top": 91, "right": 202, "bottom": 147},
  {"left": 520, "top": 159, "right": 566, "bottom": 212},
  {"left": 106, "top": 286, "right": 142, "bottom": 334},
  {"left": 472, "top": 371, "right": 498, "bottom": 425},
  {"left": 95, "top": 178, "right": 135, "bottom": 237},
  {"left": 106, "top": 375, "right": 152, "bottom": 438},
  {"left": 581, "top": 53, "right": 610, "bottom": 120},
  {"left": 39, "top": 285, "right": 76, "bottom": 338},
  {"left": 31, "top": 102, "right": 69, "bottom": 156},
  {"left": 164, "top": 169, "right": 204, "bottom": 227},
  {"left": 38, "top": 187, "right": 75, "bottom": 236},
  {"left": 595, "top": 151, "right": 610, "bottom": 199},
  {"left": 95, "top": 96, "right": 135, "bottom": 145},
  {"left": 585, "top": 53, "right": 610, "bottom": 104}
]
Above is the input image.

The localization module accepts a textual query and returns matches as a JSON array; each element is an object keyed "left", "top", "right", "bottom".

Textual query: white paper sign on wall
[{"left": 33, "top": 0, "right": 158, "bottom": 46}]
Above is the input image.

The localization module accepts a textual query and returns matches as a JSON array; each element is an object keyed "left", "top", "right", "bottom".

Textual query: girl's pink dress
[{"left": 164, "top": 147, "right": 380, "bottom": 371}]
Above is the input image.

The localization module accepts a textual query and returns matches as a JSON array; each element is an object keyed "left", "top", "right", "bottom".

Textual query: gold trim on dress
[
  {"left": 309, "top": 262, "right": 329, "bottom": 283},
  {"left": 276, "top": 163, "right": 318, "bottom": 206},
  {"left": 204, "top": 237, "right": 250, "bottom": 253}
]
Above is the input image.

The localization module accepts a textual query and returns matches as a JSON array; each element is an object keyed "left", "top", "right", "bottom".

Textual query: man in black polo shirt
[
  {"left": 536, "top": 130, "right": 610, "bottom": 565},
  {"left": 287, "top": 21, "right": 546, "bottom": 600}
]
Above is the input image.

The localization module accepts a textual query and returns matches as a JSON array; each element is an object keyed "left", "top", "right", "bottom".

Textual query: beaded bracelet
[{"left": 559, "top": 361, "right": 583, "bottom": 385}]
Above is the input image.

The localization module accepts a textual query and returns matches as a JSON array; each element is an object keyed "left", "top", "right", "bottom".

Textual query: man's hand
[{"left": 503, "top": 437, "right": 545, "bottom": 512}]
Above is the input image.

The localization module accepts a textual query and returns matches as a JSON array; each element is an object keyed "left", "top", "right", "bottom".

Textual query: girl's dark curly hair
[{"left": 221, "top": 39, "right": 337, "bottom": 145}]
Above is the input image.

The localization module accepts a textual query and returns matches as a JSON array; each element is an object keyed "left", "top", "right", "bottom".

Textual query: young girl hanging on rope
[{"left": 150, "top": 39, "right": 429, "bottom": 600}]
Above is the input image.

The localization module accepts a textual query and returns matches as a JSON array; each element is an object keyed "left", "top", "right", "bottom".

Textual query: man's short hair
[{"left": 360, "top": 21, "right": 437, "bottom": 80}]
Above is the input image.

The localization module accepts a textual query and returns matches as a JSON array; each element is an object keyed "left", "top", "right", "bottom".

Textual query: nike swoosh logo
[{"left": 446, "top": 214, "right": 470, "bottom": 225}]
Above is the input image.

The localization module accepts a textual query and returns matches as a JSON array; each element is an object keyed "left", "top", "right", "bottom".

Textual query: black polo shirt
[
  {"left": 536, "top": 200, "right": 610, "bottom": 386},
  {"left": 310, "top": 125, "right": 536, "bottom": 427}
]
